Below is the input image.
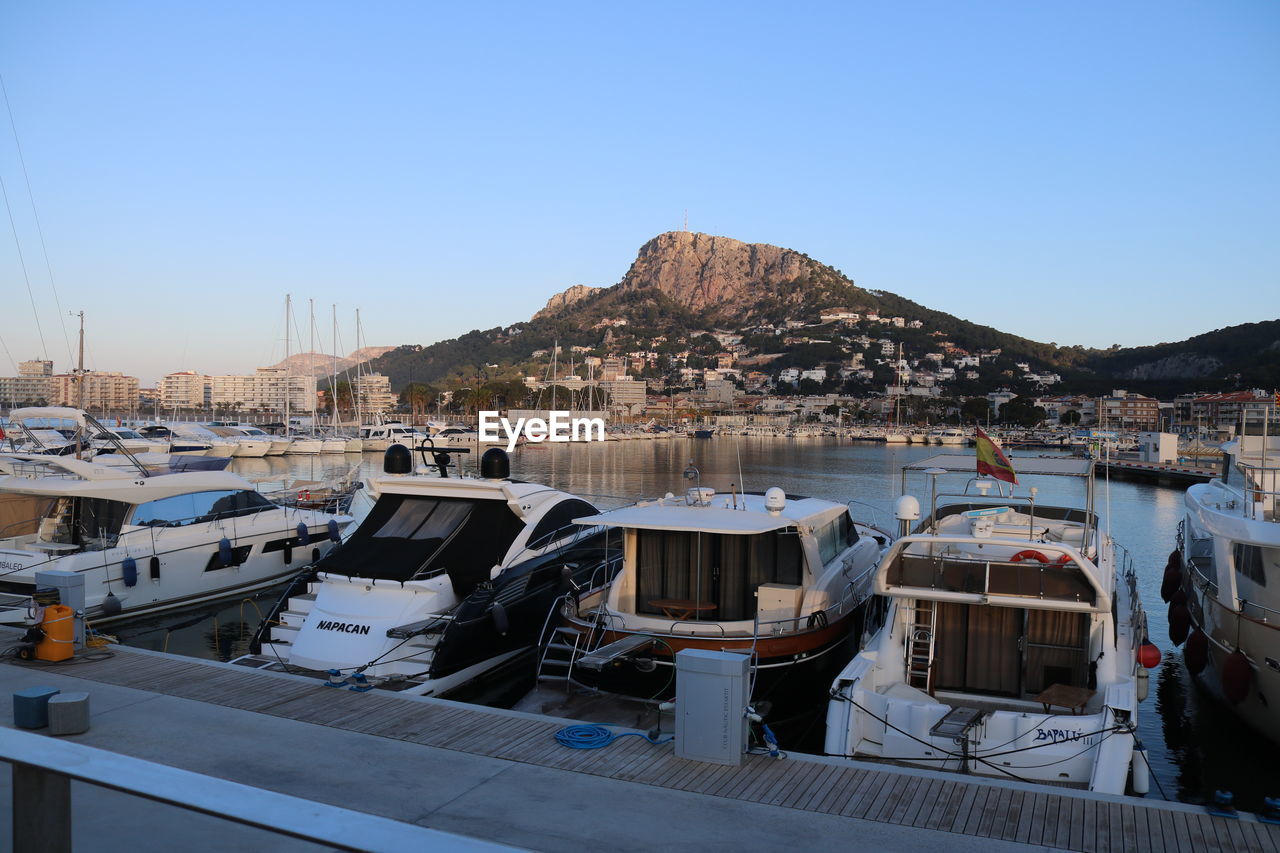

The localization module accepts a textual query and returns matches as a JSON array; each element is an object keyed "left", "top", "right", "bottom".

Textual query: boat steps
[{"left": 284, "top": 593, "right": 317, "bottom": 614}]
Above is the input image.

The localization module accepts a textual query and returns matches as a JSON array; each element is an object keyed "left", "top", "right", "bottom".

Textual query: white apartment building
[
  {"left": 46, "top": 372, "right": 139, "bottom": 410},
  {"left": 208, "top": 367, "right": 312, "bottom": 412},
  {"left": 159, "top": 371, "right": 210, "bottom": 410},
  {"left": 352, "top": 373, "right": 395, "bottom": 414}
]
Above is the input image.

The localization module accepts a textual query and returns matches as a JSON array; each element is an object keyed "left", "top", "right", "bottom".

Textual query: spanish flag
[{"left": 975, "top": 427, "right": 1018, "bottom": 484}]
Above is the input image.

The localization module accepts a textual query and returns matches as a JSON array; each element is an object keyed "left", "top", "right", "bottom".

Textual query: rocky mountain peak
[
  {"left": 617, "top": 231, "right": 821, "bottom": 316},
  {"left": 533, "top": 283, "right": 603, "bottom": 320}
]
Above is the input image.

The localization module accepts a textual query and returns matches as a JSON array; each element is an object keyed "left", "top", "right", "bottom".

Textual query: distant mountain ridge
[
  {"left": 364, "top": 231, "right": 1278, "bottom": 396},
  {"left": 271, "top": 345, "right": 395, "bottom": 378}
]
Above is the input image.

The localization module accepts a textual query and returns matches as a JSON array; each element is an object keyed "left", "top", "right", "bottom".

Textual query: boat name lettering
[
  {"left": 478, "top": 410, "right": 606, "bottom": 453},
  {"left": 1034, "top": 728, "right": 1085, "bottom": 743},
  {"left": 316, "top": 620, "right": 371, "bottom": 635},
  {"left": 0, "top": 561, "right": 26, "bottom": 572}
]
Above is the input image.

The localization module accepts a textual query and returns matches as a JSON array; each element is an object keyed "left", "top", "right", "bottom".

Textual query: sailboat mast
[
  {"left": 309, "top": 298, "right": 316, "bottom": 426},
  {"left": 331, "top": 304, "right": 339, "bottom": 429},
  {"left": 284, "top": 294, "right": 292, "bottom": 436},
  {"left": 354, "top": 308, "right": 364, "bottom": 425}
]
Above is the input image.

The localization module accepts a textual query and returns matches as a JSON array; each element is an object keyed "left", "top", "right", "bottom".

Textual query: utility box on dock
[
  {"left": 34, "top": 570, "right": 85, "bottom": 649},
  {"left": 1139, "top": 432, "right": 1177, "bottom": 464},
  {"left": 674, "top": 649, "right": 750, "bottom": 765}
]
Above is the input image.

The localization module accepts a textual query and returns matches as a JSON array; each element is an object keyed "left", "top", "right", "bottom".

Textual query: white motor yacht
[
  {"left": 285, "top": 435, "right": 325, "bottom": 455},
  {"left": 531, "top": 469, "right": 893, "bottom": 741},
  {"left": 205, "top": 426, "right": 272, "bottom": 458},
  {"left": 136, "top": 425, "right": 212, "bottom": 456},
  {"left": 359, "top": 422, "right": 430, "bottom": 452},
  {"left": 1174, "top": 430, "right": 1280, "bottom": 745},
  {"left": 825, "top": 454, "right": 1151, "bottom": 795},
  {"left": 237, "top": 447, "right": 617, "bottom": 698},
  {"left": 0, "top": 409, "right": 354, "bottom": 625},
  {"left": 170, "top": 423, "right": 238, "bottom": 458}
]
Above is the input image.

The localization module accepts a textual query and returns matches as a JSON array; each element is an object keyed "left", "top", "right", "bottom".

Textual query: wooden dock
[
  {"left": 1096, "top": 458, "right": 1218, "bottom": 485},
  {"left": 7, "top": 644, "right": 1278, "bottom": 853}
]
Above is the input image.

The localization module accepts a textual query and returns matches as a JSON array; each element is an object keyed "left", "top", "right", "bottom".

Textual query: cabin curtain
[
  {"left": 933, "top": 602, "right": 968, "bottom": 690},
  {"left": 964, "top": 605, "right": 1021, "bottom": 695},
  {"left": 1025, "top": 609, "right": 1088, "bottom": 691}
]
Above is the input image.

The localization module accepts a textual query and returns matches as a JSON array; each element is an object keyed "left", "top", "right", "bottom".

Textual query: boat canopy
[
  {"left": 9, "top": 407, "right": 89, "bottom": 427},
  {"left": 315, "top": 492, "right": 525, "bottom": 595},
  {"left": 903, "top": 454, "right": 1093, "bottom": 478}
]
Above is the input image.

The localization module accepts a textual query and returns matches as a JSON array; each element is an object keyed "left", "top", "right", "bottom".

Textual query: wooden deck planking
[
  {"left": 791, "top": 764, "right": 843, "bottom": 811},
  {"left": 884, "top": 774, "right": 927, "bottom": 824},
  {"left": 10, "top": 647, "right": 1280, "bottom": 853},
  {"left": 975, "top": 785, "right": 1010, "bottom": 837},
  {"left": 1242, "top": 819, "right": 1280, "bottom": 853},
  {"left": 1000, "top": 788, "right": 1027, "bottom": 842},
  {"left": 829, "top": 767, "right": 880, "bottom": 817},
  {"left": 960, "top": 785, "right": 994, "bottom": 835},
  {"left": 897, "top": 775, "right": 943, "bottom": 827},
  {"left": 760, "top": 759, "right": 814, "bottom": 806}
]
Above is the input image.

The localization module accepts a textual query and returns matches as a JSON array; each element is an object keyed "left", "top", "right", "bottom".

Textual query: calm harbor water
[{"left": 113, "top": 437, "right": 1280, "bottom": 810}]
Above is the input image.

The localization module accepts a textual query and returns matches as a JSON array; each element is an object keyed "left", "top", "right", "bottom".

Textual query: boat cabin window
[
  {"left": 41, "top": 497, "right": 131, "bottom": 547},
  {"left": 815, "top": 512, "right": 859, "bottom": 565},
  {"left": 315, "top": 493, "right": 525, "bottom": 595},
  {"left": 1232, "top": 543, "right": 1268, "bottom": 587},
  {"left": 132, "top": 489, "right": 275, "bottom": 527},
  {"left": 633, "top": 528, "right": 803, "bottom": 621},
  {"left": 525, "top": 499, "right": 596, "bottom": 550},
  {"left": 933, "top": 603, "right": 1089, "bottom": 698}
]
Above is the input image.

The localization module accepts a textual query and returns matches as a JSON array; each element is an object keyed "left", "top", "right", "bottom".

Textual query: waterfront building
[
  {"left": 18, "top": 359, "right": 53, "bottom": 376},
  {"left": 1096, "top": 389, "right": 1160, "bottom": 431},
  {"left": 208, "top": 367, "right": 312, "bottom": 413},
  {"left": 50, "top": 371, "right": 139, "bottom": 410},
  {"left": 352, "top": 373, "right": 395, "bottom": 414},
  {"left": 159, "top": 371, "right": 210, "bottom": 410},
  {"left": 1181, "top": 390, "right": 1279, "bottom": 434}
]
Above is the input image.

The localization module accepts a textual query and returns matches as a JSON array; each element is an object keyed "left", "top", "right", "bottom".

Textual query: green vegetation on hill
[{"left": 364, "top": 234, "right": 1278, "bottom": 397}]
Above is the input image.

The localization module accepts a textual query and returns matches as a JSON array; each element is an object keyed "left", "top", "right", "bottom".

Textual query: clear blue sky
[{"left": 2, "top": 1, "right": 1277, "bottom": 385}]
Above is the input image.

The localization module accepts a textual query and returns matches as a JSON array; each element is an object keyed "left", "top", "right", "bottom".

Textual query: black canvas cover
[{"left": 315, "top": 493, "right": 525, "bottom": 595}]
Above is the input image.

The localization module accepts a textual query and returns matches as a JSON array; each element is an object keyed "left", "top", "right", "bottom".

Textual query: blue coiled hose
[{"left": 554, "top": 724, "right": 672, "bottom": 749}]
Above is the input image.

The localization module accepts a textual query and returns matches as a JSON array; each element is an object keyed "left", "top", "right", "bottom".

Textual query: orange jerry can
[{"left": 36, "top": 604, "right": 75, "bottom": 662}]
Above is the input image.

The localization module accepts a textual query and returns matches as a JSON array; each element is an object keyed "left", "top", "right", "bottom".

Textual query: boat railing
[
  {"left": 884, "top": 548, "right": 1099, "bottom": 606},
  {"left": 847, "top": 501, "right": 893, "bottom": 535},
  {"left": 1184, "top": 545, "right": 1279, "bottom": 623}
]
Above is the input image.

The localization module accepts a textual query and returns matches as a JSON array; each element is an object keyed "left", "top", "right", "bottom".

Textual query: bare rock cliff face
[
  {"left": 1120, "top": 353, "right": 1223, "bottom": 380},
  {"left": 617, "top": 231, "right": 813, "bottom": 314},
  {"left": 533, "top": 283, "right": 603, "bottom": 319}
]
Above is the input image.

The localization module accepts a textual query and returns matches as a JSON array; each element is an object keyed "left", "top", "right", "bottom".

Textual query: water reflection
[{"left": 113, "top": 438, "right": 1277, "bottom": 810}]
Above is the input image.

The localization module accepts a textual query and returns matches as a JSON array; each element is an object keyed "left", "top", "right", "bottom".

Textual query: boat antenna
[
  {"left": 1104, "top": 430, "right": 1112, "bottom": 544},
  {"left": 735, "top": 439, "right": 746, "bottom": 509}
]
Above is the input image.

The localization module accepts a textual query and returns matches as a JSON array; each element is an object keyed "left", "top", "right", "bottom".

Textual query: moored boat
[
  {"left": 237, "top": 447, "right": 619, "bottom": 697},
  {"left": 825, "top": 453, "right": 1152, "bottom": 794},
  {"left": 0, "top": 408, "right": 354, "bottom": 625},
  {"left": 1174, "top": 429, "right": 1280, "bottom": 745},
  {"left": 531, "top": 471, "right": 893, "bottom": 741}
]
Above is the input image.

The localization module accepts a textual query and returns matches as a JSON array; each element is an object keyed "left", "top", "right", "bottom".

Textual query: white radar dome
[
  {"left": 764, "top": 487, "right": 787, "bottom": 513},
  {"left": 895, "top": 495, "right": 921, "bottom": 521}
]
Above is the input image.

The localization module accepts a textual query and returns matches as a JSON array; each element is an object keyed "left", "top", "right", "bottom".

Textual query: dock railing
[{"left": 3, "top": 728, "right": 508, "bottom": 852}]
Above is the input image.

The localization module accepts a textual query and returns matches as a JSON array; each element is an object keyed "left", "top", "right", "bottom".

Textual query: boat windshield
[{"left": 315, "top": 493, "right": 525, "bottom": 594}]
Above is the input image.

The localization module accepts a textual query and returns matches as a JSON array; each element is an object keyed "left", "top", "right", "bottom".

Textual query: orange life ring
[
  {"left": 1011, "top": 549, "right": 1049, "bottom": 563},
  {"left": 1055, "top": 553, "right": 1073, "bottom": 564}
]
